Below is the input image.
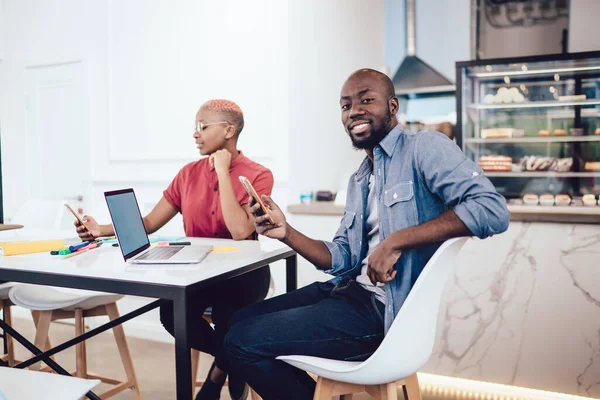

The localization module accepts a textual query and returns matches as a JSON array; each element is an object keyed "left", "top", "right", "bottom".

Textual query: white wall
[
  {"left": 287, "top": 0, "right": 385, "bottom": 201},
  {"left": 0, "top": 0, "right": 289, "bottom": 222},
  {"left": 569, "top": 0, "right": 600, "bottom": 52},
  {"left": 0, "top": 0, "right": 385, "bottom": 340}
]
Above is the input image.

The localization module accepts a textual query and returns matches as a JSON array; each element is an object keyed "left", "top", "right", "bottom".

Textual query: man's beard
[{"left": 350, "top": 112, "right": 392, "bottom": 150}]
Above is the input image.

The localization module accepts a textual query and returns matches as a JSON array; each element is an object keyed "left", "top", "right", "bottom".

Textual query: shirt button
[
  {"left": 214, "top": 187, "right": 218, "bottom": 191},
  {"left": 472, "top": 171, "right": 479, "bottom": 177},
  {"left": 211, "top": 211, "right": 215, "bottom": 215},
  {"left": 214, "top": 233, "right": 217, "bottom": 236}
]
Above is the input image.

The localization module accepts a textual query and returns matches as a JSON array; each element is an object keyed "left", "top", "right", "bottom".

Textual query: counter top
[{"left": 287, "top": 202, "right": 600, "bottom": 224}]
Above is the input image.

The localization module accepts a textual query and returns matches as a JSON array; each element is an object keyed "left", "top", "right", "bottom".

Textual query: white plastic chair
[
  {"left": 277, "top": 237, "right": 470, "bottom": 400},
  {"left": 10, "top": 199, "right": 66, "bottom": 230},
  {"left": 8, "top": 285, "right": 142, "bottom": 399},
  {"left": 0, "top": 367, "right": 100, "bottom": 400}
]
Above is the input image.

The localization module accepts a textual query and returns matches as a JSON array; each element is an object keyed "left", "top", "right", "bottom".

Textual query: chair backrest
[
  {"left": 11, "top": 199, "right": 65, "bottom": 230},
  {"left": 0, "top": 367, "right": 99, "bottom": 400},
  {"left": 356, "top": 237, "right": 469, "bottom": 382}
]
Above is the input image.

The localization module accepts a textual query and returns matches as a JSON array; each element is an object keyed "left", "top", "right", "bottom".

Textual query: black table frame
[{"left": 0, "top": 251, "right": 297, "bottom": 400}]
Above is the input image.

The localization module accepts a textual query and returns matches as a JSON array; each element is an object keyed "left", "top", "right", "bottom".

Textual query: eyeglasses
[{"left": 195, "top": 121, "right": 229, "bottom": 133}]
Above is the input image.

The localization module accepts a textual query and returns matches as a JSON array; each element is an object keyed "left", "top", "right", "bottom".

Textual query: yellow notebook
[{"left": 0, "top": 240, "right": 66, "bottom": 256}]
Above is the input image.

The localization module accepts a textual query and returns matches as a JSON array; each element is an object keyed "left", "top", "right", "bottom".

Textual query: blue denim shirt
[{"left": 322, "top": 125, "right": 510, "bottom": 332}]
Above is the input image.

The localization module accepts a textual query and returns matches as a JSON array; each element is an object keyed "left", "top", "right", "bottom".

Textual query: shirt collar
[
  {"left": 378, "top": 124, "right": 403, "bottom": 157},
  {"left": 354, "top": 124, "right": 404, "bottom": 181},
  {"left": 208, "top": 150, "right": 245, "bottom": 171}
]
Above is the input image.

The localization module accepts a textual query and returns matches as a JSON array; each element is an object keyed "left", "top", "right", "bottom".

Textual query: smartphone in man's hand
[{"left": 239, "top": 176, "right": 275, "bottom": 224}]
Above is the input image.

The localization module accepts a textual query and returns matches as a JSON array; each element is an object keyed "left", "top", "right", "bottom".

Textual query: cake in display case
[{"left": 456, "top": 51, "right": 600, "bottom": 209}]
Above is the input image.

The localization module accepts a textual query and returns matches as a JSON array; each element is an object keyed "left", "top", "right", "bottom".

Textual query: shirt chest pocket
[{"left": 383, "top": 180, "right": 418, "bottom": 229}]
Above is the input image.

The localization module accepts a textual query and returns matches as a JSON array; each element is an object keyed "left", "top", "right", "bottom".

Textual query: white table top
[{"left": 0, "top": 229, "right": 294, "bottom": 289}]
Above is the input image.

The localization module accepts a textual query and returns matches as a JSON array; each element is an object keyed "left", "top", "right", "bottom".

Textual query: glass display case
[{"left": 456, "top": 51, "right": 600, "bottom": 208}]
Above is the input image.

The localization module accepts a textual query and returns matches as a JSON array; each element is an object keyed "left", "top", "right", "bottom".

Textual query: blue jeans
[{"left": 224, "top": 279, "right": 385, "bottom": 400}]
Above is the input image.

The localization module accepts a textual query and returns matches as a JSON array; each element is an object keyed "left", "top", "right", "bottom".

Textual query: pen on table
[
  {"left": 62, "top": 248, "right": 89, "bottom": 259},
  {"left": 76, "top": 241, "right": 103, "bottom": 252},
  {"left": 69, "top": 241, "right": 91, "bottom": 252},
  {"left": 155, "top": 241, "right": 192, "bottom": 246}
]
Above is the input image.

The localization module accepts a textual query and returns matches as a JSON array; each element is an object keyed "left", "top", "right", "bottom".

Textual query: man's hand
[
  {"left": 367, "top": 237, "right": 402, "bottom": 285},
  {"left": 210, "top": 149, "right": 232, "bottom": 176},
  {"left": 250, "top": 195, "right": 286, "bottom": 240},
  {"left": 75, "top": 215, "right": 101, "bottom": 242}
]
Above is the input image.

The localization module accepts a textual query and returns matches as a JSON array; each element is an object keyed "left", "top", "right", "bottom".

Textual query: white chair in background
[
  {"left": 277, "top": 237, "right": 470, "bottom": 400},
  {"left": 10, "top": 199, "right": 66, "bottom": 230},
  {"left": 8, "top": 285, "right": 142, "bottom": 399},
  {"left": 0, "top": 366, "right": 100, "bottom": 400}
]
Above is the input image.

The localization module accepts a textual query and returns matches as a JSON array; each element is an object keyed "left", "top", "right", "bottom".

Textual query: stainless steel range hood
[{"left": 392, "top": 0, "right": 456, "bottom": 99}]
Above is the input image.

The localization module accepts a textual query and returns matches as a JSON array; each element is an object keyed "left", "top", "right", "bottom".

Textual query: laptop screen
[{"left": 105, "top": 189, "right": 150, "bottom": 259}]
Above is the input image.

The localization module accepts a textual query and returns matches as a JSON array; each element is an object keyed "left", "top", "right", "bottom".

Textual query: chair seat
[
  {"left": 9, "top": 284, "right": 123, "bottom": 311},
  {"left": 277, "top": 355, "right": 374, "bottom": 384},
  {"left": 0, "top": 283, "right": 15, "bottom": 299},
  {"left": 0, "top": 367, "right": 100, "bottom": 400}
]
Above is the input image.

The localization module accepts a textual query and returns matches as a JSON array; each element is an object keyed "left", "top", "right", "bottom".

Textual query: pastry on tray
[
  {"left": 537, "top": 129, "right": 550, "bottom": 136},
  {"left": 553, "top": 129, "right": 567, "bottom": 136},
  {"left": 584, "top": 162, "right": 600, "bottom": 172},
  {"left": 478, "top": 155, "right": 512, "bottom": 172},
  {"left": 480, "top": 128, "right": 524, "bottom": 139},
  {"left": 539, "top": 194, "right": 555, "bottom": 206},
  {"left": 555, "top": 194, "right": 571, "bottom": 207},
  {"left": 583, "top": 194, "right": 597, "bottom": 207},
  {"left": 523, "top": 194, "right": 539, "bottom": 206}
]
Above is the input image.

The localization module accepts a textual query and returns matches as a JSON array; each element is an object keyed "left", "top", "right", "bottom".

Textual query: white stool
[
  {"left": 277, "top": 238, "right": 470, "bottom": 400},
  {"left": 8, "top": 285, "right": 142, "bottom": 399},
  {"left": 0, "top": 366, "right": 100, "bottom": 400}
]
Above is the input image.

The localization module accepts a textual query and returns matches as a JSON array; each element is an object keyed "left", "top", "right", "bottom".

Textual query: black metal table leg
[
  {"left": 1, "top": 307, "right": 7, "bottom": 355},
  {"left": 173, "top": 289, "right": 192, "bottom": 400},
  {"left": 285, "top": 254, "right": 298, "bottom": 293}
]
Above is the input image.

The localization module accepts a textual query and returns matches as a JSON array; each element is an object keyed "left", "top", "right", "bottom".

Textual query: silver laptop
[{"left": 104, "top": 188, "right": 212, "bottom": 264}]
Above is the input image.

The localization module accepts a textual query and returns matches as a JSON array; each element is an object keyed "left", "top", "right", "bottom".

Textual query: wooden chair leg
[
  {"left": 75, "top": 308, "right": 87, "bottom": 378},
  {"left": 250, "top": 387, "right": 263, "bottom": 400},
  {"left": 313, "top": 377, "right": 335, "bottom": 400},
  {"left": 31, "top": 310, "right": 52, "bottom": 371},
  {"left": 105, "top": 302, "right": 142, "bottom": 399},
  {"left": 380, "top": 382, "right": 398, "bottom": 400},
  {"left": 191, "top": 349, "right": 200, "bottom": 396},
  {"left": 404, "top": 374, "right": 422, "bottom": 400},
  {"left": 3, "top": 302, "right": 15, "bottom": 366}
]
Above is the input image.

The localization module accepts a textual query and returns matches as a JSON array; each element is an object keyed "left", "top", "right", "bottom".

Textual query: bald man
[
  {"left": 75, "top": 99, "right": 271, "bottom": 400},
  {"left": 224, "top": 69, "right": 510, "bottom": 399}
]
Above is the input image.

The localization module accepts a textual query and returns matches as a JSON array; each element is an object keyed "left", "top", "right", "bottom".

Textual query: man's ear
[
  {"left": 389, "top": 96, "right": 399, "bottom": 116},
  {"left": 225, "top": 124, "right": 236, "bottom": 140}
]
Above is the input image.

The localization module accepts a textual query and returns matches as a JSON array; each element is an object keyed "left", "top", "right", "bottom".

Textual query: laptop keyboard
[{"left": 135, "top": 246, "right": 184, "bottom": 261}]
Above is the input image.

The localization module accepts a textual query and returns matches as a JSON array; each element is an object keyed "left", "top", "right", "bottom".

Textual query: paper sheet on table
[
  {"left": 0, "top": 240, "right": 66, "bottom": 256},
  {"left": 212, "top": 246, "right": 240, "bottom": 253}
]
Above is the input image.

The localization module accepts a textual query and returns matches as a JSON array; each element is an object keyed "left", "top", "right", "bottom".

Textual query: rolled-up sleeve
[
  {"left": 415, "top": 131, "right": 510, "bottom": 238},
  {"left": 321, "top": 213, "right": 353, "bottom": 276}
]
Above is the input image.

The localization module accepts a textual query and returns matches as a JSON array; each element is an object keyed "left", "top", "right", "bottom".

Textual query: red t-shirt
[{"left": 163, "top": 151, "right": 274, "bottom": 239}]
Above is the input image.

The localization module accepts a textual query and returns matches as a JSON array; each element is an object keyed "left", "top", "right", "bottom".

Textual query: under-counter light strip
[
  {"left": 469, "top": 66, "right": 600, "bottom": 78},
  {"left": 418, "top": 373, "right": 592, "bottom": 400}
]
